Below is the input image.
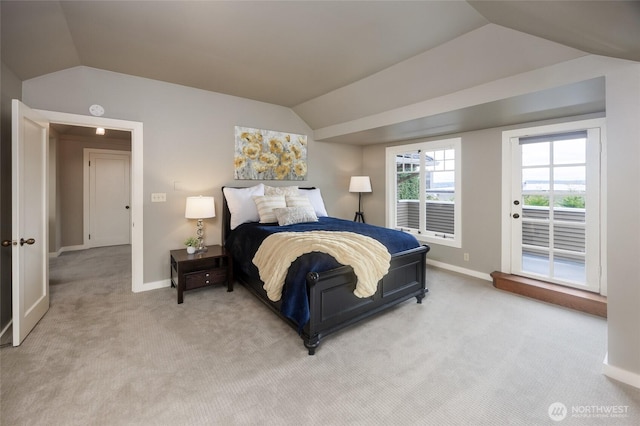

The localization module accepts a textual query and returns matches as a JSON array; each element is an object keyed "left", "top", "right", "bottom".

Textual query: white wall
[
  {"left": 603, "top": 64, "right": 640, "bottom": 385},
  {"left": 22, "top": 66, "right": 361, "bottom": 285}
]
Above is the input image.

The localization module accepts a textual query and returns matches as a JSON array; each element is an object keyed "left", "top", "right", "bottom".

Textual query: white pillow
[
  {"left": 223, "top": 184, "right": 265, "bottom": 230},
  {"left": 265, "top": 185, "right": 299, "bottom": 196},
  {"left": 298, "top": 188, "right": 328, "bottom": 217},
  {"left": 253, "top": 195, "right": 286, "bottom": 223},
  {"left": 273, "top": 206, "right": 318, "bottom": 226}
]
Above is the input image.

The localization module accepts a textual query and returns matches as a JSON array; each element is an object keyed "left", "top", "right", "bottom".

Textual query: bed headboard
[
  {"left": 221, "top": 187, "right": 234, "bottom": 246},
  {"left": 221, "top": 186, "right": 315, "bottom": 246}
]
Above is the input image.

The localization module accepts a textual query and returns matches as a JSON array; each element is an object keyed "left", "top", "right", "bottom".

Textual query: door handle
[
  {"left": 512, "top": 213, "right": 520, "bottom": 219},
  {"left": 1, "top": 240, "right": 14, "bottom": 247},
  {"left": 20, "top": 238, "right": 36, "bottom": 246},
  {"left": 125, "top": 205, "right": 130, "bottom": 209}
]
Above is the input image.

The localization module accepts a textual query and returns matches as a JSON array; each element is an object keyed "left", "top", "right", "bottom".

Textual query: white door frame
[
  {"left": 83, "top": 149, "right": 132, "bottom": 248},
  {"left": 36, "top": 109, "right": 145, "bottom": 293},
  {"left": 501, "top": 117, "right": 607, "bottom": 296}
]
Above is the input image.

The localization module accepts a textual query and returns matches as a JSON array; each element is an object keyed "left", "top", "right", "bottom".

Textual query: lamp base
[
  {"left": 353, "top": 211, "right": 365, "bottom": 223},
  {"left": 195, "top": 218, "right": 208, "bottom": 252}
]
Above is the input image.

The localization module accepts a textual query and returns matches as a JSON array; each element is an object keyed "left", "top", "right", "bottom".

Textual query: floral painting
[{"left": 234, "top": 126, "right": 308, "bottom": 180}]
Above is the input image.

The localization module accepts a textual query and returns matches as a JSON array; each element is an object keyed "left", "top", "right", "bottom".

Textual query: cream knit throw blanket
[{"left": 253, "top": 231, "right": 391, "bottom": 301}]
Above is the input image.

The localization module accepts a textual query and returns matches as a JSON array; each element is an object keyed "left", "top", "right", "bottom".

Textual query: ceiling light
[{"left": 96, "top": 128, "right": 105, "bottom": 135}]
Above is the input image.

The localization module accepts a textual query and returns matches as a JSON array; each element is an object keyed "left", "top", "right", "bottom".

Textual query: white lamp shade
[
  {"left": 185, "top": 196, "right": 216, "bottom": 219},
  {"left": 349, "top": 176, "right": 372, "bottom": 193}
]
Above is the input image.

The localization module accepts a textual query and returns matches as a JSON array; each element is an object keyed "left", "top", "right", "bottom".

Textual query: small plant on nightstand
[{"left": 184, "top": 237, "right": 199, "bottom": 254}]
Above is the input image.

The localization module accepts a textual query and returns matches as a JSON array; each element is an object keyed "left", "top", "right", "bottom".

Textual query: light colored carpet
[{"left": 1, "top": 245, "right": 639, "bottom": 425}]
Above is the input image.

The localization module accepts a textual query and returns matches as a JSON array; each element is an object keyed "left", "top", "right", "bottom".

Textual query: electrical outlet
[
  {"left": 151, "top": 193, "right": 166, "bottom": 202},
  {"left": 464, "top": 253, "right": 469, "bottom": 262}
]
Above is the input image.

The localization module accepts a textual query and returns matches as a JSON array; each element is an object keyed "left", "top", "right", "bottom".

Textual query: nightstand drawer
[{"left": 184, "top": 269, "right": 227, "bottom": 290}]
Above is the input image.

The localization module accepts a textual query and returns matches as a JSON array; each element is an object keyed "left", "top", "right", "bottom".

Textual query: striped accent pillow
[
  {"left": 253, "top": 195, "right": 287, "bottom": 223},
  {"left": 285, "top": 195, "right": 313, "bottom": 209}
]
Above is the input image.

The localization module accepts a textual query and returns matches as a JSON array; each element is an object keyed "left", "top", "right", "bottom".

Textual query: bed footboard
[
  {"left": 301, "top": 245, "right": 429, "bottom": 355},
  {"left": 232, "top": 244, "right": 429, "bottom": 355}
]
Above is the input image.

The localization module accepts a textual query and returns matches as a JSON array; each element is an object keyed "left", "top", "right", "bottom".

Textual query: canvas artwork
[{"left": 234, "top": 126, "right": 308, "bottom": 180}]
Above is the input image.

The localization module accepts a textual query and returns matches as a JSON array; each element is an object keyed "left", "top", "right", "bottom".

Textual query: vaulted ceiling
[{"left": 2, "top": 1, "right": 639, "bottom": 142}]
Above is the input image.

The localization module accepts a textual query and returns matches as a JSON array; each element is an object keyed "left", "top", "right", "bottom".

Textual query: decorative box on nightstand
[{"left": 170, "top": 245, "right": 233, "bottom": 304}]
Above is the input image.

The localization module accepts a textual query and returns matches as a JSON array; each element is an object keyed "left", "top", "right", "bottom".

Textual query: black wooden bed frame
[{"left": 222, "top": 187, "right": 430, "bottom": 355}]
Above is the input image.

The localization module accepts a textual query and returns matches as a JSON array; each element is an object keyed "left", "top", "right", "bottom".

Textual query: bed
[{"left": 222, "top": 184, "right": 430, "bottom": 354}]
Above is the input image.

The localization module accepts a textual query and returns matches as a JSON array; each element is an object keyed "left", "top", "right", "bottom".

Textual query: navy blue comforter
[{"left": 225, "top": 217, "right": 420, "bottom": 330}]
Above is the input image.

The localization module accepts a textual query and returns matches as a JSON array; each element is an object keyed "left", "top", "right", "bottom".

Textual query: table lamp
[{"left": 185, "top": 196, "right": 215, "bottom": 252}]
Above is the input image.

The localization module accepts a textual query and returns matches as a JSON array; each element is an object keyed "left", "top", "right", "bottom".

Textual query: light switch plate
[{"left": 151, "top": 193, "right": 166, "bottom": 202}]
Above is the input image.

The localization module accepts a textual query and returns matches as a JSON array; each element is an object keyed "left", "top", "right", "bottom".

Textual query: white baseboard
[
  {"left": 426, "top": 259, "right": 493, "bottom": 282},
  {"left": 49, "top": 244, "right": 87, "bottom": 258},
  {"left": 603, "top": 353, "right": 640, "bottom": 389},
  {"left": 135, "top": 279, "right": 171, "bottom": 293}
]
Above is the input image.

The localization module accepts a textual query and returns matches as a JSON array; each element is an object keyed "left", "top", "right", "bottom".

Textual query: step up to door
[{"left": 490, "top": 271, "right": 607, "bottom": 318}]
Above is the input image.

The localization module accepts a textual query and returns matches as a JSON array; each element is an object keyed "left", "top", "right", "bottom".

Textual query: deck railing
[
  {"left": 521, "top": 205, "right": 585, "bottom": 260},
  {"left": 396, "top": 201, "right": 585, "bottom": 253},
  {"left": 396, "top": 200, "right": 454, "bottom": 234}
]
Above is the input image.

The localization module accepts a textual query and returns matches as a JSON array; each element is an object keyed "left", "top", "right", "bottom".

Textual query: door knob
[
  {"left": 512, "top": 213, "right": 520, "bottom": 219},
  {"left": 125, "top": 205, "right": 130, "bottom": 209},
  {"left": 20, "top": 238, "right": 35, "bottom": 246},
  {"left": 1, "top": 240, "right": 14, "bottom": 247}
]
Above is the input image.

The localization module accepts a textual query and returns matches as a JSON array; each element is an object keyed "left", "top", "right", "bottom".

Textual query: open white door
[{"left": 11, "top": 99, "right": 49, "bottom": 346}]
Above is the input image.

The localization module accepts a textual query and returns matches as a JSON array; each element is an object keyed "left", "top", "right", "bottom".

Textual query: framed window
[{"left": 386, "top": 137, "right": 461, "bottom": 247}]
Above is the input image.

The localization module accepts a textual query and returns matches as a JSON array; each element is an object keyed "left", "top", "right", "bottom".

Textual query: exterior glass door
[{"left": 511, "top": 129, "right": 600, "bottom": 292}]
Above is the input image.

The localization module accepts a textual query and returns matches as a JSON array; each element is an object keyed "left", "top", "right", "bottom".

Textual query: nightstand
[{"left": 170, "top": 245, "right": 233, "bottom": 304}]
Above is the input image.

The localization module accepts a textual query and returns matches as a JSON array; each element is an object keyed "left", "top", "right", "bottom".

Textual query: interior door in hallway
[{"left": 86, "top": 150, "right": 131, "bottom": 247}]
